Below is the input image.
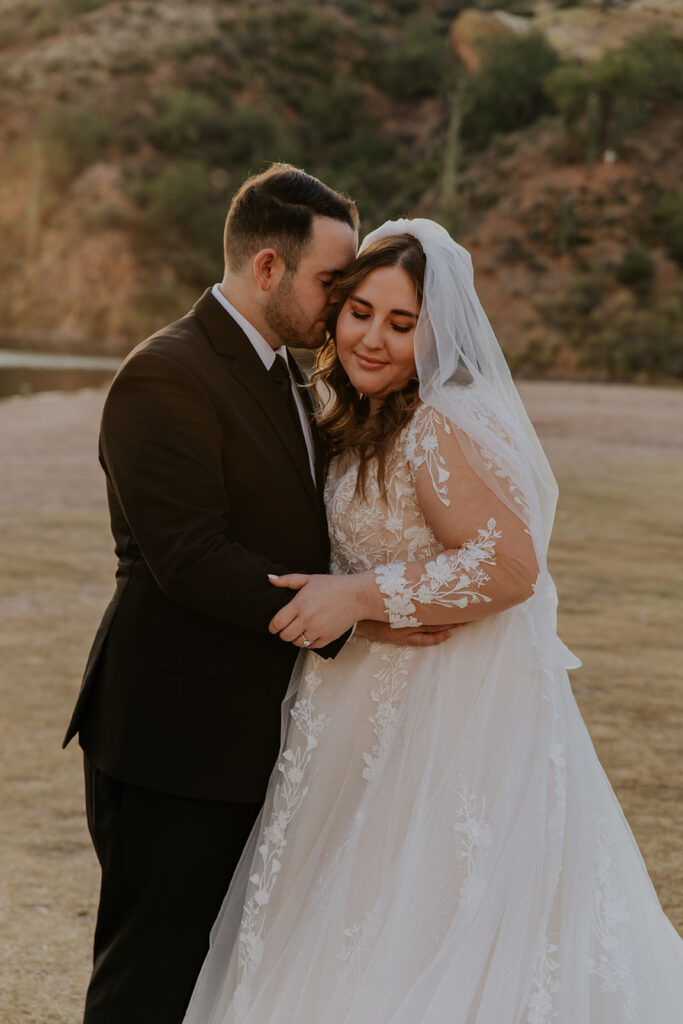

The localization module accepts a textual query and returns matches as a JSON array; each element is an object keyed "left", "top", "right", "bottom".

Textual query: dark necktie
[{"left": 269, "top": 354, "right": 311, "bottom": 471}]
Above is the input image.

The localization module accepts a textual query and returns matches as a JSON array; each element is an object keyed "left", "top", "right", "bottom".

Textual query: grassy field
[{"left": 0, "top": 381, "right": 681, "bottom": 1022}]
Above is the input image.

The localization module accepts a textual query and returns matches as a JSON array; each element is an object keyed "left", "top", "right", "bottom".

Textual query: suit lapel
[{"left": 193, "top": 290, "right": 320, "bottom": 513}]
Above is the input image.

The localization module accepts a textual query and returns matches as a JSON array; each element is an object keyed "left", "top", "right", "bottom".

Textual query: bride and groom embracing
[{"left": 64, "top": 164, "right": 682, "bottom": 1023}]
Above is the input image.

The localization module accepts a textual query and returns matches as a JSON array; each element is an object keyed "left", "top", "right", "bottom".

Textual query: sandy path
[{"left": 1, "top": 381, "right": 681, "bottom": 1022}]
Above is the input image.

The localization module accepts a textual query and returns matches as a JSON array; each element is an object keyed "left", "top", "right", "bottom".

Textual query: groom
[{"left": 64, "top": 163, "right": 452, "bottom": 1023}]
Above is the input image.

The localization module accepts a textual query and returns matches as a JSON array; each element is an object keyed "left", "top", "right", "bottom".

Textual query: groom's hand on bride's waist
[{"left": 353, "top": 620, "right": 460, "bottom": 646}]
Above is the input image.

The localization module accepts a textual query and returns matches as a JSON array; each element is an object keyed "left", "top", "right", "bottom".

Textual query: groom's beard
[{"left": 263, "top": 274, "right": 327, "bottom": 350}]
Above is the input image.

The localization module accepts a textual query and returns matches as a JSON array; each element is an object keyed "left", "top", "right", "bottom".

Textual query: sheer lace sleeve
[{"left": 373, "top": 405, "right": 539, "bottom": 627}]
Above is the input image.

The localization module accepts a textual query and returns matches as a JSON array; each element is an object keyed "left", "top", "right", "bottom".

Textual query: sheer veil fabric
[{"left": 183, "top": 220, "right": 683, "bottom": 1023}]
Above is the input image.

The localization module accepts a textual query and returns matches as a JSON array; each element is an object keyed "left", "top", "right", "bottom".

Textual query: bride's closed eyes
[{"left": 349, "top": 309, "right": 413, "bottom": 333}]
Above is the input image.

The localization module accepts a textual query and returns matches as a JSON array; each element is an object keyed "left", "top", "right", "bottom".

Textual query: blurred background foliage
[{"left": 0, "top": 0, "right": 682, "bottom": 379}]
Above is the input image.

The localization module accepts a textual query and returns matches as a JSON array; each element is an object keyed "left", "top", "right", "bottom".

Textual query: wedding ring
[{"left": 300, "top": 633, "right": 312, "bottom": 647}]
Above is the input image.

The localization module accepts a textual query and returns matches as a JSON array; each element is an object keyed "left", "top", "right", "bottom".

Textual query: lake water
[{"left": 0, "top": 349, "right": 121, "bottom": 401}]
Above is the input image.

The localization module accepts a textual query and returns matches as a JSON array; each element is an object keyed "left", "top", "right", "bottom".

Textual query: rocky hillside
[{"left": 0, "top": 0, "right": 682, "bottom": 378}]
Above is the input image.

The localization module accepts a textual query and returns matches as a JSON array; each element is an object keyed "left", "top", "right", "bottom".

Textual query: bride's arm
[
  {"left": 269, "top": 409, "right": 538, "bottom": 646},
  {"left": 366, "top": 410, "right": 539, "bottom": 628}
]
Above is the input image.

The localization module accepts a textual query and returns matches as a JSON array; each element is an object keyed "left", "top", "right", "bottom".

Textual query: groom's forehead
[{"left": 305, "top": 216, "right": 358, "bottom": 267}]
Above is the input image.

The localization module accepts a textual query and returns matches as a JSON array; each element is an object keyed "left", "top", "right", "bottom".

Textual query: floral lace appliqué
[
  {"left": 234, "top": 661, "right": 329, "bottom": 1006},
  {"left": 403, "top": 404, "right": 452, "bottom": 506},
  {"left": 588, "top": 818, "right": 639, "bottom": 1022},
  {"left": 525, "top": 934, "right": 560, "bottom": 1024},
  {"left": 336, "top": 908, "right": 380, "bottom": 1007},
  {"left": 362, "top": 645, "right": 415, "bottom": 780},
  {"left": 453, "top": 782, "right": 494, "bottom": 916},
  {"left": 375, "top": 518, "right": 500, "bottom": 627}
]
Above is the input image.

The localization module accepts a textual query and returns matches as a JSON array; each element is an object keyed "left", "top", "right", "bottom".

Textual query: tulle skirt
[{"left": 183, "top": 608, "right": 683, "bottom": 1023}]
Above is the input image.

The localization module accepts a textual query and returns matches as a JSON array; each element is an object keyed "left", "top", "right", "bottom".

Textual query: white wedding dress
[{"left": 183, "top": 402, "right": 683, "bottom": 1024}]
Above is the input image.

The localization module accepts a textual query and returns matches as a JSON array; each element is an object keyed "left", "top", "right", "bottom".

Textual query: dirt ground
[{"left": 1, "top": 381, "right": 682, "bottom": 1022}]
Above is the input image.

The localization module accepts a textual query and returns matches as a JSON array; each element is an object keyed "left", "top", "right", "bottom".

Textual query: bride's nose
[{"left": 362, "top": 319, "right": 384, "bottom": 350}]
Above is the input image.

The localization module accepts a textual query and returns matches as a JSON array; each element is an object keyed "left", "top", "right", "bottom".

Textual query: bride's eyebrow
[{"left": 349, "top": 295, "right": 419, "bottom": 319}]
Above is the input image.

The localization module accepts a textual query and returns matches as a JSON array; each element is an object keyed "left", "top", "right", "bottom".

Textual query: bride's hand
[{"left": 267, "top": 572, "right": 371, "bottom": 648}]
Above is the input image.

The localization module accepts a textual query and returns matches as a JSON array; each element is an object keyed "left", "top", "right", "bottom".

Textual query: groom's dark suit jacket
[{"left": 63, "top": 289, "right": 342, "bottom": 803}]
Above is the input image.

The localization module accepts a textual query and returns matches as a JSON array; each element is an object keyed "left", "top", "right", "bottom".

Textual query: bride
[{"left": 183, "top": 219, "right": 683, "bottom": 1023}]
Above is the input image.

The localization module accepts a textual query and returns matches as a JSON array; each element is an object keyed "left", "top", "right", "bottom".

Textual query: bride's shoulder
[{"left": 400, "top": 402, "right": 453, "bottom": 462}]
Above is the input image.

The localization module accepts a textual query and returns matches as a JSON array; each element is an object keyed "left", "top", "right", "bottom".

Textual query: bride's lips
[{"left": 355, "top": 352, "right": 388, "bottom": 370}]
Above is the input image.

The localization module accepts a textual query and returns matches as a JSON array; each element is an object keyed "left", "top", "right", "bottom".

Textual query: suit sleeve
[{"left": 100, "top": 349, "right": 297, "bottom": 633}]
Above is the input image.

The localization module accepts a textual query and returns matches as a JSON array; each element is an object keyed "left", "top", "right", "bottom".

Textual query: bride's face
[{"left": 335, "top": 265, "right": 419, "bottom": 410}]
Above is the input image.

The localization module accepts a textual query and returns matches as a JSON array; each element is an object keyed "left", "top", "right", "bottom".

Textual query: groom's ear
[{"left": 253, "top": 248, "right": 285, "bottom": 293}]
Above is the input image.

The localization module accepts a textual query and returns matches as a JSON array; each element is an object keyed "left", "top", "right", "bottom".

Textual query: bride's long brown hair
[{"left": 312, "top": 234, "right": 426, "bottom": 496}]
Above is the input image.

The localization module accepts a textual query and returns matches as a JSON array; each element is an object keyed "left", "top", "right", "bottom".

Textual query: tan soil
[{"left": 0, "top": 380, "right": 681, "bottom": 1021}]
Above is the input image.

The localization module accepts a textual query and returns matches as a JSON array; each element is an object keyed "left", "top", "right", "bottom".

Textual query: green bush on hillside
[
  {"left": 463, "top": 31, "right": 560, "bottom": 150},
  {"left": 31, "top": 0, "right": 105, "bottom": 37},
  {"left": 150, "top": 89, "right": 229, "bottom": 153},
  {"left": 142, "top": 162, "right": 215, "bottom": 244},
  {"left": 149, "top": 91, "right": 301, "bottom": 179},
  {"left": 595, "top": 30, "right": 683, "bottom": 115},
  {"left": 545, "top": 30, "right": 683, "bottom": 152},
  {"left": 540, "top": 272, "right": 683, "bottom": 380},
  {"left": 654, "top": 190, "right": 683, "bottom": 268},
  {"left": 578, "top": 290, "right": 683, "bottom": 379},
  {"left": 544, "top": 64, "right": 592, "bottom": 125},
  {"left": 233, "top": 5, "right": 351, "bottom": 78},
  {"left": 37, "top": 104, "right": 112, "bottom": 187},
  {"left": 297, "top": 81, "right": 371, "bottom": 148},
  {"left": 370, "top": 20, "right": 446, "bottom": 100},
  {"left": 615, "top": 247, "right": 654, "bottom": 296},
  {"left": 215, "top": 106, "right": 302, "bottom": 173},
  {"left": 540, "top": 272, "right": 606, "bottom": 346},
  {"left": 138, "top": 160, "right": 225, "bottom": 284}
]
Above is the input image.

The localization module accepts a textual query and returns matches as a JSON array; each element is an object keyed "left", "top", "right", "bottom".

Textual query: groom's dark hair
[{"left": 224, "top": 163, "right": 359, "bottom": 274}]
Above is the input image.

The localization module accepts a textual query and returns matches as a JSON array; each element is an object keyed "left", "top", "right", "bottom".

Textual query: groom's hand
[{"left": 353, "top": 620, "right": 459, "bottom": 646}]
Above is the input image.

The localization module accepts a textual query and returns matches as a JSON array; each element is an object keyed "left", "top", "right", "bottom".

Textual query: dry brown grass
[{"left": 0, "top": 382, "right": 681, "bottom": 1022}]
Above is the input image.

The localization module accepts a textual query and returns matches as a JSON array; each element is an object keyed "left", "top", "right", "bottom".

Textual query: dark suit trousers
[{"left": 82, "top": 754, "right": 261, "bottom": 1024}]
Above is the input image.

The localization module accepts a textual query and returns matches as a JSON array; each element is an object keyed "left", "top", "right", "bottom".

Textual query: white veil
[
  {"left": 359, "top": 217, "right": 569, "bottom": 656},
  {"left": 360, "top": 218, "right": 558, "bottom": 551}
]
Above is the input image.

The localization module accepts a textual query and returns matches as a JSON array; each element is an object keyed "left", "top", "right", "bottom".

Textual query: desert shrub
[
  {"left": 653, "top": 190, "right": 683, "bottom": 268},
  {"left": 577, "top": 290, "right": 683, "bottom": 379},
  {"left": 595, "top": 30, "right": 683, "bottom": 115},
  {"left": 592, "top": 32, "right": 683, "bottom": 145},
  {"left": 150, "top": 89, "right": 229, "bottom": 153},
  {"left": 545, "top": 30, "right": 683, "bottom": 152},
  {"left": 544, "top": 64, "right": 592, "bottom": 125},
  {"left": 57, "top": 0, "right": 106, "bottom": 14},
  {"left": 150, "top": 90, "right": 301, "bottom": 175},
  {"left": 321, "top": 131, "right": 403, "bottom": 225},
  {"left": 463, "top": 31, "right": 560, "bottom": 150},
  {"left": 370, "top": 20, "right": 446, "bottom": 100},
  {"left": 142, "top": 161, "right": 216, "bottom": 247},
  {"left": 31, "top": 0, "right": 105, "bottom": 36},
  {"left": 297, "top": 80, "right": 371, "bottom": 148},
  {"left": 507, "top": 335, "right": 560, "bottom": 375},
  {"left": 615, "top": 247, "right": 654, "bottom": 295},
  {"left": 109, "top": 51, "right": 153, "bottom": 75},
  {"left": 0, "top": 4, "right": 40, "bottom": 49},
  {"left": 214, "top": 105, "right": 302, "bottom": 172},
  {"left": 540, "top": 271, "right": 683, "bottom": 379},
  {"left": 37, "top": 104, "right": 112, "bottom": 187},
  {"left": 279, "top": 5, "right": 348, "bottom": 61},
  {"left": 233, "top": 5, "right": 350, "bottom": 76},
  {"left": 538, "top": 271, "right": 607, "bottom": 347}
]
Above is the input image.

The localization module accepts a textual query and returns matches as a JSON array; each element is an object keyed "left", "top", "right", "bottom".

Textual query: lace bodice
[
  {"left": 324, "top": 404, "right": 537, "bottom": 629},
  {"left": 325, "top": 411, "right": 443, "bottom": 575}
]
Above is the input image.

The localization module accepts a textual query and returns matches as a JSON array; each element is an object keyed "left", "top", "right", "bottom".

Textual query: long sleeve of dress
[{"left": 372, "top": 405, "right": 539, "bottom": 628}]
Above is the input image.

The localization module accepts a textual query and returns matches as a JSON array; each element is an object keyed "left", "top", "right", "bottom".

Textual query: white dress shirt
[{"left": 211, "top": 284, "right": 316, "bottom": 483}]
